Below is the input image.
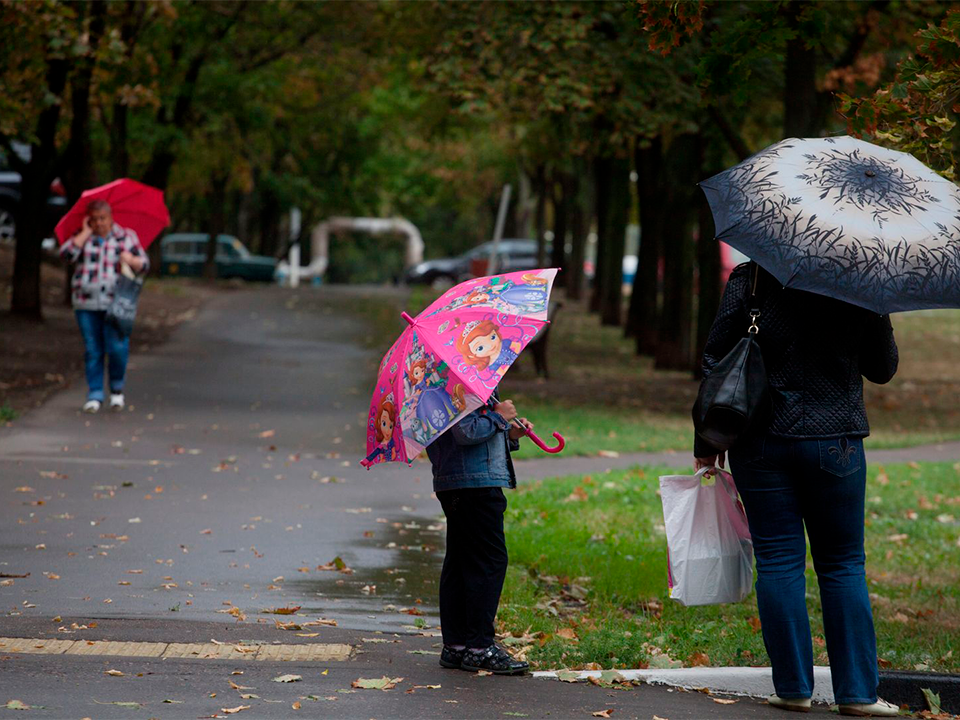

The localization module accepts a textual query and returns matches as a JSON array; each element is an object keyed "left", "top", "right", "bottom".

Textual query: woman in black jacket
[{"left": 695, "top": 263, "right": 899, "bottom": 717}]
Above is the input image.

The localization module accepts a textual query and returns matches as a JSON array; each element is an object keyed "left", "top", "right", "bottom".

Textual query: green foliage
[
  {"left": 0, "top": 404, "right": 17, "bottom": 423},
  {"left": 840, "top": 10, "right": 960, "bottom": 178}
]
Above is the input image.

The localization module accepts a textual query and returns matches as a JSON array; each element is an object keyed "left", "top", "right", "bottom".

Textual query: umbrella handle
[
  {"left": 513, "top": 420, "right": 565, "bottom": 454},
  {"left": 359, "top": 458, "right": 373, "bottom": 470}
]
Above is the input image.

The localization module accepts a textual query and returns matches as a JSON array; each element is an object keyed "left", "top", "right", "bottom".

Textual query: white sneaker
[
  {"left": 82, "top": 400, "right": 101, "bottom": 414},
  {"left": 838, "top": 698, "right": 900, "bottom": 717},
  {"left": 767, "top": 694, "right": 812, "bottom": 713},
  {"left": 109, "top": 393, "right": 125, "bottom": 411}
]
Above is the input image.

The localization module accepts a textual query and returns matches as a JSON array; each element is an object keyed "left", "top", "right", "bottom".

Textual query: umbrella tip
[{"left": 401, "top": 311, "right": 415, "bottom": 326}]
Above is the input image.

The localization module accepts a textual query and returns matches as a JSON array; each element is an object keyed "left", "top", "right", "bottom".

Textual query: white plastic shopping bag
[{"left": 659, "top": 467, "right": 754, "bottom": 606}]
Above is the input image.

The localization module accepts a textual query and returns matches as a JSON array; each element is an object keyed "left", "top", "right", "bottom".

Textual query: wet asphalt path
[{"left": 0, "top": 285, "right": 796, "bottom": 718}]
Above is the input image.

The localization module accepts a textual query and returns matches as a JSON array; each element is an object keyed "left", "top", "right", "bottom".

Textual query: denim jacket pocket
[{"left": 818, "top": 437, "right": 862, "bottom": 477}]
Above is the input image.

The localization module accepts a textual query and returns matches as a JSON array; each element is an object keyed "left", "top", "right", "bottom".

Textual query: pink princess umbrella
[{"left": 360, "top": 267, "right": 565, "bottom": 469}]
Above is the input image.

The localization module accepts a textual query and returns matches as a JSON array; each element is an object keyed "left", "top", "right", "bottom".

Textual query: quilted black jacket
[{"left": 694, "top": 263, "right": 899, "bottom": 457}]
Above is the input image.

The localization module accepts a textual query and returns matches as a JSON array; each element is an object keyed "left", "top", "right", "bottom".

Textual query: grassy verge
[
  {"left": 496, "top": 461, "right": 960, "bottom": 673},
  {"left": 343, "top": 282, "right": 960, "bottom": 455}
]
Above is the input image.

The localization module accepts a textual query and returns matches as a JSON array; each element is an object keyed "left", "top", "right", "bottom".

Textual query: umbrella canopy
[
  {"left": 360, "top": 268, "right": 557, "bottom": 468},
  {"left": 55, "top": 178, "right": 170, "bottom": 248},
  {"left": 700, "top": 136, "right": 960, "bottom": 313}
]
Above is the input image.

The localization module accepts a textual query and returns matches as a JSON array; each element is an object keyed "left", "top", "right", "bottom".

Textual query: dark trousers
[
  {"left": 437, "top": 486, "right": 508, "bottom": 648},
  {"left": 729, "top": 435, "right": 878, "bottom": 705}
]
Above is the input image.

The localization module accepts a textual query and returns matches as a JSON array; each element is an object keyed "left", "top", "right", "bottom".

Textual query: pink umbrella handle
[
  {"left": 359, "top": 458, "right": 373, "bottom": 470},
  {"left": 514, "top": 421, "right": 565, "bottom": 454}
]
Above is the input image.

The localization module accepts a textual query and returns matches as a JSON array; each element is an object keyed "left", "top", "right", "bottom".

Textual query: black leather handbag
[{"left": 693, "top": 262, "right": 771, "bottom": 452}]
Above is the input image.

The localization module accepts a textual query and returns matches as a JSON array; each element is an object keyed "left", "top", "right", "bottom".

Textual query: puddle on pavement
[{"left": 284, "top": 513, "right": 446, "bottom": 634}]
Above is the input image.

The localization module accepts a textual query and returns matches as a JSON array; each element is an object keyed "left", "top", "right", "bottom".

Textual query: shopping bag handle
[{"left": 695, "top": 465, "right": 740, "bottom": 502}]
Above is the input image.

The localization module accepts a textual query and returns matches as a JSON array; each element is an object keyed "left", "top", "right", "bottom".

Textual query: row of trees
[
  {"left": 421, "top": 0, "right": 951, "bottom": 371},
  {"left": 4, "top": 1, "right": 956, "bottom": 374},
  {"left": 2, "top": 1, "right": 510, "bottom": 316}
]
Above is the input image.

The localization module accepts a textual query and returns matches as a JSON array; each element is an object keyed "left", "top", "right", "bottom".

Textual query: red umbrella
[{"left": 55, "top": 178, "right": 170, "bottom": 248}]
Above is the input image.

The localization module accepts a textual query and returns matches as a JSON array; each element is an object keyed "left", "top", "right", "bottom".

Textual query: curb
[
  {"left": 879, "top": 670, "right": 960, "bottom": 713},
  {"left": 533, "top": 667, "right": 834, "bottom": 704},
  {"left": 534, "top": 667, "right": 960, "bottom": 712}
]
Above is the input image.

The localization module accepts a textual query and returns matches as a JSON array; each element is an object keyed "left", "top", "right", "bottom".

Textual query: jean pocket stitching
[{"left": 819, "top": 439, "right": 862, "bottom": 477}]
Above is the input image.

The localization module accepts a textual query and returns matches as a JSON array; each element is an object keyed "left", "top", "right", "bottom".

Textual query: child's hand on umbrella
[
  {"left": 493, "top": 400, "right": 517, "bottom": 422},
  {"left": 509, "top": 417, "right": 533, "bottom": 441}
]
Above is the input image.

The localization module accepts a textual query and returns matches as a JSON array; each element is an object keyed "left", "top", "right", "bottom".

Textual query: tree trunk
[
  {"left": 593, "top": 154, "right": 630, "bottom": 326},
  {"left": 203, "top": 176, "right": 227, "bottom": 280},
  {"left": 783, "top": 1, "right": 819, "bottom": 138},
  {"left": 566, "top": 160, "right": 590, "bottom": 302},
  {"left": 694, "top": 130, "right": 724, "bottom": 379},
  {"left": 628, "top": 138, "right": 664, "bottom": 354},
  {"left": 534, "top": 165, "right": 548, "bottom": 267},
  {"left": 590, "top": 158, "right": 607, "bottom": 314},
  {"left": 655, "top": 134, "right": 698, "bottom": 371},
  {"left": 259, "top": 189, "right": 282, "bottom": 259},
  {"left": 550, "top": 171, "right": 570, "bottom": 285},
  {"left": 10, "top": 58, "right": 69, "bottom": 319},
  {"left": 61, "top": 0, "right": 105, "bottom": 200}
]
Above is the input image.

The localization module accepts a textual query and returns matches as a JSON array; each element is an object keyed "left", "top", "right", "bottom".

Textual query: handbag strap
[{"left": 747, "top": 261, "right": 761, "bottom": 336}]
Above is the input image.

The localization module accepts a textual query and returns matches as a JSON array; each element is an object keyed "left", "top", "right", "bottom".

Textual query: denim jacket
[{"left": 428, "top": 391, "right": 520, "bottom": 493}]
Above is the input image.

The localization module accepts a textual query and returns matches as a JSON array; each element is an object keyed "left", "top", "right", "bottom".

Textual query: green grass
[
  {"left": 0, "top": 403, "right": 17, "bottom": 422},
  {"left": 497, "top": 462, "right": 960, "bottom": 672},
  {"left": 509, "top": 399, "right": 690, "bottom": 460}
]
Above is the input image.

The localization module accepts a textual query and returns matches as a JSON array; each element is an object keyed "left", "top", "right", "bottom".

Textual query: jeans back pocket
[{"left": 818, "top": 437, "right": 863, "bottom": 477}]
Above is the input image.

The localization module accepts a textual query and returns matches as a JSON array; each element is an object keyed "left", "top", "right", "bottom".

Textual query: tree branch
[{"left": 707, "top": 104, "right": 752, "bottom": 161}]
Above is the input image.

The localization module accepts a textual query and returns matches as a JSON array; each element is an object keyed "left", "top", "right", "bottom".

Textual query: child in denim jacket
[{"left": 427, "top": 388, "right": 531, "bottom": 675}]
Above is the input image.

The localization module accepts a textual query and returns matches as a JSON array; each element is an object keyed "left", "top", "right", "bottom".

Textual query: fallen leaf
[
  {"left": 476, "top": 669, "right": 493, "bottom": 677},
  {"left": 272, "top": 674, "right": 302, "bottom": 683},
  {"left": 5, "top": 700, "right": 33, "bottom": 710},
  {"left": 556, "top": 627, "right": 578, "bottom": 641},
  {"left": 104, "top": 669, "right": 124, "bottom": 676},
  {"left": 13, "top": 486, "right": 35, "bottom": 493},
  {"left": 92, "top": 701, "right": 142, "bottom": 708},
  {"left": 922, "top": 688, "right": 942, "bottom": 715},
  {"left": 295, "top": 632, "right": 320, "bottom": 638},
  {"left": 711, "top": 698, "right": 738, "bottom": 705},
  {"left": 687, "top": 651, "right": 710, "bottom": 667},
  {"left": 292, "top": 701, "right": 301, "bottom": 710},
  {"left": 221, "top": 706, "right": 251, "bottom": 715},
  {"left": 351, "top": 676, "right": 403, "bottom": 690},
  {"left": 747, "top": 616, "right": 762, "bottom": 632},
  {"left": 275, "top": 620, "right": 301, "bottom": 631},
  {"left": 266, "top": 606, "right": 301, "bottom": 615},
  {"left": 259, "top": 429, "right": 275, "bottom": 438},
  {"left": 229, "top": 681, "right": 254, "bottom": 691},
  {"left": 556, "top": 670, "right": 581, "bottom": 682},
  {"left": 591, "top": 710, "right": 614, "bottom": 718}
]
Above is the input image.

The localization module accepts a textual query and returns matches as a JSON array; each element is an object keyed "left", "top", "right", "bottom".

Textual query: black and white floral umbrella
[{"left": 700, "top": 135, "right": 960, "bottom": 313}]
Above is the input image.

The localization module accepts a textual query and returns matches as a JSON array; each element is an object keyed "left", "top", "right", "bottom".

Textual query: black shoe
[
  {"left": 439, "top": 645, "right": 465, "bottom": 669},
  {"left": 461, "top": 644, "right": 529, "bottom": 675}
]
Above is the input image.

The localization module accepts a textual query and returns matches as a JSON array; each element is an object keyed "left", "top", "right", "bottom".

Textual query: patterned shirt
[{"left": 59, "top": 223, "right": 149, "bottom": 311}]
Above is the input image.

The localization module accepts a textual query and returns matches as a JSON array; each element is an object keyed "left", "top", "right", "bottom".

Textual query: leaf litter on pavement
[{"left": 351, "top": 677, "right": 403, "bottom": 690}]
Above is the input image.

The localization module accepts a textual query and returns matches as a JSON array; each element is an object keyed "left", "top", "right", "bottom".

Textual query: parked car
[
  {"left": 0, "top": 142, "right": 68, "bottom": 243},
  {"left": 159, "top": 233, "right": 277, "bottom": 282},
  {"left": 405, "top": 239, "right": 547, "bottom": 285}
]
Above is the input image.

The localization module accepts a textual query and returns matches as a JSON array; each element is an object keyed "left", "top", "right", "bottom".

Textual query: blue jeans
[
  {"left": 75, "top": 310, "right": 129, "bottom": 402},
  {"left": 729, "top": 435, "right": 878, "bottom": 705}
]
